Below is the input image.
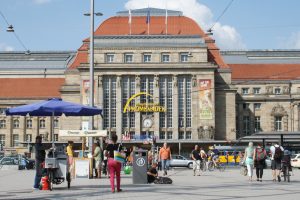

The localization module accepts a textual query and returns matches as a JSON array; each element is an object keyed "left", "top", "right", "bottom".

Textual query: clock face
[{"left": 143, "top": 118, "right": 153, "bottom": 128}]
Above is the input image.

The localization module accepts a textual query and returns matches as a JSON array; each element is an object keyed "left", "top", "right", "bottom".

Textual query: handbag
[{"left": 114, "top": 144, "right": 126, "bottom": 163}]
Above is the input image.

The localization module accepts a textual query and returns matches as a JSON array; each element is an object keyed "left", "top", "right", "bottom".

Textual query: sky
[{"left": 0, "top": 0, "right": 300, "bottom": 52}]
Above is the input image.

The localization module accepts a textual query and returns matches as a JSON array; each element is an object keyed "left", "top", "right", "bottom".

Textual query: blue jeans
[
  {"left": 161, "top": 159, "right": 170, "bottom": 173},
  {"left": 33, "top": 161, "right": 43, "bottom": 188}
]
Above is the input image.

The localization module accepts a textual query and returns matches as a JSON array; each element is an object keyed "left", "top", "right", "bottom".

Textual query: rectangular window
[
  {"left": 25, "top": 134, "right": 32, "bottom": 142},
  {"left": 159, "top": 76, "right": 172, "bottom": 128},
  {"left": 103, "top": 77, "right": 117, "bottom": 130},
  {"left": 141, "top": 76, "right": 154, "bottom": 126},
  {"left": 54, "top": 119, "right": 59, "bottom": 128},
  {"left": 243, "top": 116, "right": 250, "bottom": 135},
  {"left": 13, "top": 134, "right": 19, "bottom": 147},
  {"left": 180, "top": 53, "right": 188, "bottom": 62},
  {"left": 243, "top": 103, "right": 249, "bottom": 110},
  {"left": 106, "top": 54, "right": 114, "bottom": 63},
  {"left": 253, "top": 88, "right": 261, "bottom": 94},
  {"left": 185, "top": 131, "right": 192, "bottom": 140},
  {"left": 143, "top": 54, "right": 151, "bottom": 62},
  {"left": 167, "top": 131, "right": 172, "bottom": 140},
  {"left": 162, "top": 54, "right": 170, "bottom": 62},
  {"left": 254, "top": 103, "right": 261, "bottom": 110},
  {"left": 54, "top": 134, "right": 59, "bottom": 142},
  {"left": 178, "top": 132, "right": 184, "bottom": 140},
  {"left": 178, "top": 76, "right": 192, "bottom": 128},
  {"left": 0, "top": 134, "right": 5, "bottom": 147},
  {"left": 39, "top": 119, "right": 46, "bottom": 129},
  {"left": 124, "top": 54, "right": 133, "bottom": 63},
  {"left": 0, "top": 108, "right": 7, "bottom": 115},
  {"left": 242, "top": 88, "right": 249, "bottom": 95},
  {"left": 129, "top": 132, "right": 135, "bottom": 139},
  {"left": 26, "top": 119, "right": 32, "bottom": 129},
  {"left": 0, "top": 120, "right": 6, "bottom": 129},
  {"left": 275, "top": 116, "right": 283, "bottom": 131},
  {"left": 122, "top": 76, "right": 135, "bottom": 129},
  {"left": 254, "top": 116, "right": 261, "bottom": 132},
  {"left": 13, "top": 119, "right": 19, "bottom": 129},
  {"left": 159, "top": 132, "right": 166, "bottom": 140},
  {"left": 275, "top": 88, "right": 281, "bottom": 95}
]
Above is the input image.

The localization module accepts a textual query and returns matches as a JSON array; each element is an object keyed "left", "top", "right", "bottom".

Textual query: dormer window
[
  {"left": 124, "top": 53, "right": 133, "bottom": 63},
  {"left": 106, "top": 54, "right": 114, "bottom": 63},
  {"left": 143, "top": 54, "right": 151, "bottom": 62},
  {"left": 275, "top": 88, "right": 281, "bottom": 95}
]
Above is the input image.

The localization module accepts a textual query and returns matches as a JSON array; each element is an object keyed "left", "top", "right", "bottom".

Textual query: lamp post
[{"left": 85, "top": 0, "right": 103, "bottom": 154}]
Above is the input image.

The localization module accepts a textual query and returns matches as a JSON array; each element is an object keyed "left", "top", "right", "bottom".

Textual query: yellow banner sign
[{"left": 123, "top": 92, "right": 166, "bottom": 113}]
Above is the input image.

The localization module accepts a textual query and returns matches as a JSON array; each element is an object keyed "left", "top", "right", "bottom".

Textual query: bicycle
[{"left": 207, "top": 161, "right": 225, "bottom": 172}]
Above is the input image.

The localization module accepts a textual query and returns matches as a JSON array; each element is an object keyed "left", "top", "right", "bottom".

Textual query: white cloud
[
  {"left": 281, "top": 31, "right": 300, "bottom": 49},
  {"left": 0, "top": 43, "right": 14, "bottom": 51},
  {"left": 125, "top": 0, "right": 246, "bottom": 49},
  {"left": 33, "top": 0, "right": 51, "bottom": 5}
]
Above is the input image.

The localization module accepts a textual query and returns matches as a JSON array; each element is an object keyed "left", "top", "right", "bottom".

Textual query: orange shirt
[{"left": 159, "top": 147, "right": 171, "bottom": 160}]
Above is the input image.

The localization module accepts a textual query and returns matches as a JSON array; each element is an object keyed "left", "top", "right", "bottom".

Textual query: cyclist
[{"left": 209, "top": 146, "right": 220, "bottom": 167}]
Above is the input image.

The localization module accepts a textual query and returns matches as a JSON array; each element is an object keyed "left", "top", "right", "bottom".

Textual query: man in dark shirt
[
  {"left": 191, "top": 145, "right": 202, "bottom": 176},
  {"left": 147, "top": 163, "right": 158, "bottom": 183},
  {"left": 33, "top": 136, "right": 46, "bottom": 189}
]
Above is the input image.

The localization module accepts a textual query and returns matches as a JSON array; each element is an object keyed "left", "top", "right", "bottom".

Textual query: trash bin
[{"left": 132, "top": 150, "right": 148, "bottom": 184}]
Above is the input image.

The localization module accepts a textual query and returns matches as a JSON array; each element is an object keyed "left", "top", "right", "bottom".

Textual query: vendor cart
[{"left": 45, "top": 145, "right": 71, "bottom": 190}]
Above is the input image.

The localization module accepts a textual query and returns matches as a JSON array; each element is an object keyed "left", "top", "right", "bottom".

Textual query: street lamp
[{"left": 85, "top": 0, "right": 103, "bottom": 153}]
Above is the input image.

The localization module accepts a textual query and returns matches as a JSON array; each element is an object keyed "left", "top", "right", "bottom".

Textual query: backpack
[
  {"left": 274, "top": 146, "right": 283, "bottom": 160},
  {"left": 256, "top": 148, "right": 266, "bottom": 161},
  {"left": 154, "top": 176, "right": 173, "bottom": 184}
]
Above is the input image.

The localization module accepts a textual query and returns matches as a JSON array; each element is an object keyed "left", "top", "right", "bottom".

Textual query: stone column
[
  {"left": 135, "top": 75, "right": 141, "bottom": 135},
  {"left": 153, "top": 75, "right": 160, "bottom": 139},
  {"left": 116, "top": 76, "right": 122, "bottom": 139},
  {"left": 172, "top": 75, "right": 179, "bottom": 140}
]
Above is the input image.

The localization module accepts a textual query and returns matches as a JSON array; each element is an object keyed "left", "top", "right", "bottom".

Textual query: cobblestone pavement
[{"left": 0, "top": 167, "right": 300, "bottom": 200}]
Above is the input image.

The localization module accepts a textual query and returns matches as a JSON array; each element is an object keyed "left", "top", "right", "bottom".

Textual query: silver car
[{"left": 169, "top": 155, "right": 193, "bottom": 169}]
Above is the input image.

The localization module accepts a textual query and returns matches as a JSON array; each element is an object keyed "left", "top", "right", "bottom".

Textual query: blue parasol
[{"left": 6, "top": 98, "right": 102, "bottom": 149}]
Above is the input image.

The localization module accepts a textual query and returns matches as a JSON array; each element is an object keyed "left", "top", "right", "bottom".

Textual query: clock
[{"left": 143, "top": 118, "right": 153, "bottom": 128}]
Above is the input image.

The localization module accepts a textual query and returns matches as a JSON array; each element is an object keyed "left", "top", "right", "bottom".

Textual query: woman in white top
[{"left": 243, "top": 142, "right": 255, "bottom": 182}]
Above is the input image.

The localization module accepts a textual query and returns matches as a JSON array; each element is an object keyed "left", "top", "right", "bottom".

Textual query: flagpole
[
  {"left": 165, "top": 1, "right": 168, "bottom": 35},
  {"left": 129, "top": 9, "right": 132, "bottom": 35}
]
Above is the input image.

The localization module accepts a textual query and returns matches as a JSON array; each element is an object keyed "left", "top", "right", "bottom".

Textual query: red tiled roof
[
  {"left": 230, "top": 64, "right": 300, "bottom": 80},
  {"left": 69, "top": 16, "right": 228, "bottom": 69},
  {"left": 0, "top": 78, "right": 65, "bottom": 98}
]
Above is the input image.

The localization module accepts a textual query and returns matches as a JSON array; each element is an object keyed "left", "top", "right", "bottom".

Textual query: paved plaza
[{"left": 0, "top": 167, "right": 300, "bottom": 200}]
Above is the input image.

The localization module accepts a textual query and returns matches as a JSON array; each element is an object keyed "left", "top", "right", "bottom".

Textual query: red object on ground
[{"left": 41, "top": 176, "right": 49, "bottom": 190}]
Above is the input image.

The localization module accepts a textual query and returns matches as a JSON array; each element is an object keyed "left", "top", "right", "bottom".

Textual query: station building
[{"left": 0, "top": 8, "right": 300, "bottom": 153}]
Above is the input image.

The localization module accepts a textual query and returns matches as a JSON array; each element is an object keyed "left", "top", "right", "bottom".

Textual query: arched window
[
  {"left": 13, "top": 119, "right": 19, "bottom": 129},
  {"left": 39, "top": 119, "right": 46, "bottom": 129},
  {"left": 26, "top": 119, "right": 32, "bottom": 129},
  {"left": 54, "top": 119, "right": 59, "bottom": 128},
  {"left": 0, "top": 120, "right": 6, "bottom": 129}
]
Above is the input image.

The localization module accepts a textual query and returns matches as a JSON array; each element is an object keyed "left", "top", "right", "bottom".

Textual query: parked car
[
  {"left": 291, "top": 154, "right": 300, "bottom": 168},
  {"left": 169, "top": 155, "right": 193, "bottom": 169},
  {"left": 0, "top": 156, "right": 35, "bottom": 170}
]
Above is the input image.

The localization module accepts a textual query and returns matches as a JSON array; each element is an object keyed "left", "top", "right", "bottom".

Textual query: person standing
[
  {"left": 106, "top": 134, "right": 123, "bottom": 193},
  {"left": 200, "top": 147, "right": 207, "bottom": 171},
  {"left": 270, "top": 142, "right": 284, "bottom": 182},
  {"left": 243, "top": 142, "right": 255, "bottom": 182},
  {"left": 253, "top": 143, "right": 267, "bottom": 182},
  {"left": 93, "top": 141, "right": 102, "bottom": 178},
  {"left": 191, "top": 145, "right": 201, "bottom": 176},
  {"left": 66, "top": 141, "right": 74, "bottom": 178},
  {"left": 159, "top": 142, "right": 172, "bottom": 176},
  {"left": 33, "top": 136, "right": 46, "bottom": 189}
]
